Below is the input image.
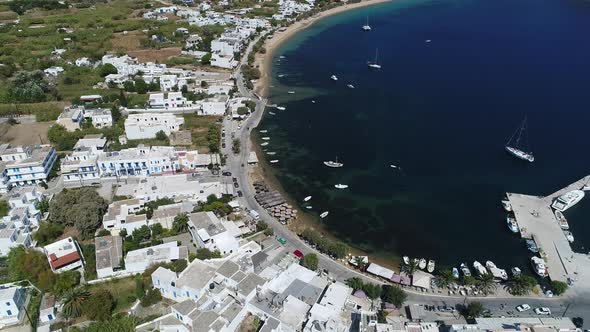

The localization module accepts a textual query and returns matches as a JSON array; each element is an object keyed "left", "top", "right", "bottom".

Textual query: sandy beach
[{"left": 253, "top": 0, "right": 392, "bottom": 97}]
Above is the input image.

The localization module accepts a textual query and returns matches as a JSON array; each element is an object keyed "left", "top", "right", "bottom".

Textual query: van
[{"left": 249, "top": 210, "right": 260, "bottom": 220}]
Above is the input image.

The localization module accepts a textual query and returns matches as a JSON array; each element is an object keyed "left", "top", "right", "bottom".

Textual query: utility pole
[{"left": 562, "top": 303, "right": 570, "bottom": 317}]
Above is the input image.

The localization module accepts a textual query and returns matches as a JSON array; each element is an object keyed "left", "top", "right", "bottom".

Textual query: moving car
[
  {"left": 534, "top": 307, "right": 551, "bottom": 315},
  {"left": 277, "top": 237, "right": 287, "bottom": 245},
  {"left": 516, "top": 304, "right": 531, "bottom": 312},
  {"left": 293, "top": 250, "right": 304, "bottom": 258}
]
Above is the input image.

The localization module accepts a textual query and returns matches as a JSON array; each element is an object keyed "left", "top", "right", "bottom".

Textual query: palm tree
[
  {"left": 476, "top": 273, "right": 497, "bottom": 295},
  {"left": 354, "top": 256, "right": 367, "bottom": 271},
  {"left": 506, "top": 275, "right": 536, "bottom": 296},
  {"left": 61, "top": 288, "right": 90, "bottom": 318},
  {"left": 406, "top": 259, "right": 419, "bottom": 276},
  {"left": 436, "top": 269, "right": 455, "bottom": 289}
]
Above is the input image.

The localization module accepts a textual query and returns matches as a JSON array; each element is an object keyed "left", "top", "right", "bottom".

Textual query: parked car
[
  {"left": 293, "top": 250, "right": 304, "bottom": 258},
  {"left": 222, "top": 171, "right": 232, "bottom": 176},
  {"left": 516, "top": 304, "right": 531, "bottom": 312},
  {"left": 534, "top": 307, "right": 551, "bottom": 315},
  {"left": 232, "top": 177, "right": 238, "bottom": 182},
  {"left": 277, "top": 237, "right": 287, "bottom": 245},
  {"left": 222, "top": 143, "right": 226, "bottom": 148},
  {"left": 233, "top": 182, "right": 239, "bottom": 188},
  {"left": 237, "top": 190, "right": 243, "bottom": 197}
]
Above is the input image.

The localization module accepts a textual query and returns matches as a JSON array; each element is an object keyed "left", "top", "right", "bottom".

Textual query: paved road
[{"left": 226, "top": 33, "right": 590, "bottom": 326}]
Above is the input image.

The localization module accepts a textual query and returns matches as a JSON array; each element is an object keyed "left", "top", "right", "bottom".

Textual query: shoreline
[{"left": 253, "top": 0, "right": 392, "bottom": 97}]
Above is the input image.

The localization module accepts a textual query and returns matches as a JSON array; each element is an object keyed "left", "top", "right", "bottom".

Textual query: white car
[
  {"left": 516, "top": 304, "right": 531, "bottom": 312},
  {"left": 534, "top": 307, "right": 551, "bottom": 315}
]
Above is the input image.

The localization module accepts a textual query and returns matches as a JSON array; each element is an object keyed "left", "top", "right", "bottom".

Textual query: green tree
[
  {"left": 83, "top": 290, "right": 115, "bottom": 321},
  {"left": 75, "top": 315, "right": 138, "bottom": 332},
  {"left": 7, "top": 247, "right": 51, "bottom": 289},
  {"left": 98, "top": 64, "right": 118, "bottom": 77},
  {"left": 172, "top": 213, "right": 189, "bottom": 233},
  {"left": 462, "top": 275, "right": 476, "bottom": 286},
  {"left": 48, "top": 188, "right": 108, "bottom": 239},
  {"left": 200, "top": 52, "right": 212, "bottom": 65},
  {"left": 507, "top": 275, "right": 537, "bottom": 296},
  {"left": 61, "top": 288, "right": 90, "bottom": 319},
  {"left": 380, "top": 285, "right": 407, "bottom": 308},
  {"left": 111, "top": 105, "right": 122, "bottom": 123},
  {"left": 301, "top": 254, "right": 319, "bottom": 271},
  {"left": 328, "top": 242, "right": 347, "bottom": 259},
  {"left": 135, "top": 79, "right": 148, "bottom": 94},
  {"left": 35, "top": 197, "right": 50, "bottom": 213},
  {"left": 232, "top": 138, "right": 241, "bottom": 154},
  {"left": 476, "top": 273, "right": 497, "bottom": 295},
  {"left": 53, "top": 271, "right": 81, "bottom": 296},
  {"left": 263, "top": 228, "right": 274, "bottom": 236},
  {"left": 33, "top": 222, "right": 64, "bottom": 245},
  {"left": 465, "top": 301, "right": 485, "bottom": 319},
  {"left": 436, "top": 269, "right": 455, "bottom": 288},
  {"left": 406, "top": 259, "right": 419, "bottom": 276},
  {"left": 551, "top": 280, "right": 568, "bottom": 295},
  {"left": 132, "top": 225, "right": 151, "bottom": 242},
  {"left": 363, "top": 283, "right": 382, "bottom": 300},
  {"left": 345, "top": 277, "right": 364, "bottom": 291},
  {"left": 155, "top": 130, "right": 168, "bottom": 141},
  {"left": 237, "top": 106, "right": 249, "bottom": 115},
  {"left": 256, "top": 220, "right": 268, "bottom": 232},
  {"left": 140, "top": 288, "right": 162, "bottom": 307}
]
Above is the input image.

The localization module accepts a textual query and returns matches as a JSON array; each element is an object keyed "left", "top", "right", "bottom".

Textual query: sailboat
[
  {"left": 367, "top": 49, "right": 381, "bottom": 69},
  {"left": 324, "top": 156, "right": 343, "bottom": 168},
  {"left": 362, "top": 16, "right": 371, "bottom": 31},
  {"left": 505, "top": 116, "right": 534, "bottom": 162}
]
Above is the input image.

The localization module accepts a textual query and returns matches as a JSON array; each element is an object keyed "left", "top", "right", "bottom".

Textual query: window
[
  {"left": 48, "top": 314, "right": 54, "bottom": 320},
  {"left": 5, "top": 302, "right": 9, "bottom": 306},
  {"left": 6, "top": 310, "right": 12, "bottom": 316}
]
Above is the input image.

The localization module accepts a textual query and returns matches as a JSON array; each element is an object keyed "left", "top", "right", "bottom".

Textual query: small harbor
[{"left": 506, "top": 175, "right": 590, "bottom": 286}]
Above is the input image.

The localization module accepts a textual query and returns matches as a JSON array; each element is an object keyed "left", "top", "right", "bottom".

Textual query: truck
[{"left": 249, "top": 210, "right": 260, "bottom": 220}]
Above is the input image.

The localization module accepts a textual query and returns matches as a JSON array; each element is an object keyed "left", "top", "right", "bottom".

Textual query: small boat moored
[
  {"left": 276, "top": 106, "right": 286, "bottom": 111},
  {"left": 531, "top": 256, "right": 548, "bottom": 277},
  {"left": 555, "top": 210, "right": 569, "bottom": 229},
  {"left": 320, "top": 211, "right": 329, "bottom": 219},
  {"left": 473, "top": 261, "right": 488, "bottom": 276},
  {"left": 460, "top": 263, "right": 471, "bottom": 277},
  {"left": 564, "top": 230, "right": 574, "bottom": 243},
  {"left": 269, "top": 112, "right": 276, "bottom": 115},
  {"left": 347, "top": 84, "right": 355, "bottom": 89},
  {"left": 526, "top": 239, "right": 539, "bottom": 253},
  {"left": 287, "top": 91, "right": 295, "bottom": 94},
  {"left": 418, "top": 258, "right": 427, "bottom": 270},
  {"left": 304, "top": 196, "right": 312, "bottom": 202},
  {"left": 403, "top": 256, "right": 410, "bottom": 265},
  {"left": 452, "top": 268, "right": 460, "bottom": 279},
  {"left": 330, "top": 75, "right": 338, "bottom": 81},
  {"left": 334, "top": 184, "right": 348, "bottom": 189},
  {"left": 427, "top": 260, "right": 435, "bottom": 273},
  {"left": 507, "top": 216, "right": 519, "bottom": 233},
  {"left": 262, "top": 137, "right": 271, "bottom": 141},
  {"left": 501, "top": 200, "right": 512, "bottom": 212},
  {"left": 511, "top": 267, "right": 522, "bottom": 277},
  {"left": 270, "top": 160, "right": 279, "bottom": 164}
]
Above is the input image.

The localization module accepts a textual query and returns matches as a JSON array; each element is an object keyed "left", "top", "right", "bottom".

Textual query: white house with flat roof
[
  {"left": 85, "top": 109, "right": 113, "bottom": 128},
  {"left": 95, "top": 235, "right": 124, "bottom": 279},
  {"left": 148, "top": 92, "right": 189, "bottom": 109},
  {"left": 128, "top": 173, "right": 226, "bottom": 202},
  {"left": 43, "top": 237, "right": 84, "bottom": 273},
  {"left": 0, "top": 222, "right": 33, "bottom": 256},
  {"left": 61, "top": 148, "right": 100, "bottom": 185},
  {"left": 125, "top": 113, "right": 184, "bottom": 140},
  {"left": 102, "top": 198, "right": 146, "bottom": 232},
  {"left": 0, "top": 286, "right": 27, "bottom": 325},
  {"left": 200, "top": 95, "right": 229, "bottom": 115},
  {"left": 187, "top": 212, "right": 240, "bottom": 256},
  {"left": 0, "top": 144, "right": 57, "bottom": 186},
  {"left": 125, "top": 241, "right": 188, "bottom": 274},
  {"left": 57, "top": 107, "right": 84, "bottom": 131}
]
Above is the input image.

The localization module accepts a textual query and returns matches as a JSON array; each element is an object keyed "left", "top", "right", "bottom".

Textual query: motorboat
[
  {"left": 270, "top": 160, "right": 279, "bottom": 163},
  {"left": 278, "top": 74, "right": 285, "bottom": 78},
  {"left": 427, "top": 260, "right": 435, "bottom": 273},
  {"left": 418, "top": 258, "right": 427, "bottom": 270},
  {"left": 320, "top": 211, "right": 329, "bottom": 218},
  {"left": 554, "top": 210, "right": 569, "bottom": 229},
  {"left": 531, "top": 256, "right": 548, "bottom": 277},
  {"left": 473, "top": 261, "right": 488, "bottom": 276},
  {"left": 260, "top": 142, "right": 269, "bottom": 146},
  {"left": 269, "top": 112, "right": 276, "bottom": 115},
  {"left": 526, "top": 239, "right": 539, "bottom": 253},
  {"left": 565, "top": 232, "right": 575, "bottom": 243},
  {"left": 505, "top": 116, "right": 534, "bottom": 162},
  {"left": 288, "top": 91, "right": 295, "bottom": 94},
  {"left": 266, "top": 152, "right": 276, "bottom": 155},
  {"left": 311, "top": 100, "right": 316, "bottom": 103},
  {"left": 552, "top": 190, "right": 585, "bottom": 212},
  {"left": 259, "top": 130, "right": 268, "bottom": 133},
  {"left": 347, "top": 84, "right": 355, "bottom": 89},
  {"left": 330, "top": 75, "right": 338, "bottom": 81},
  {"left": 425, "top": 39, "right": 432, "bottom": 43},
  {"left": 501, "top": 200, "right": 512, "bottom": 212},
  {"left": 276, "top": 106, "right": 286, "bottom": 111},
  {"left": 507, "top": 216, "right": 519, "bottom": 233},
  {"left": 279, "top": 55, "right": 286, "bottom": 59},
  {"left": 460, "top": 263, "right": 471, "bottom": 277},
  {"left": 390, "top": 164, "right": 399, "bottom": 169},
  {"left": 324, "top": 157, "right": 343, "bottom": 168},
  {"left": 511, "top": 267, "right": 522, "bottom": 277},
  {"left": 304, "top": 196, "right": 312, "bottom": 202},
  {"left": 334, "top": 184, "right": 348, "bottom": 189},
  {"left": 452, "top": 268, "right": 460, "bottom": 279},
  {"left": 485, "top": 261, "right": 508, "bottom": 280},
  {"left": 305, "top": 206, "right": 313, "bottom": 209},
  {"left": 403, "top": 256, "right": 410, "bottom": 265},
  {"left": 262, "top": 137, "right": 271, "bottom": 140}
]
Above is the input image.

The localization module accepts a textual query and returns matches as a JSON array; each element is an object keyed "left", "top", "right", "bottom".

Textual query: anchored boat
[
  {"left": 403, "top": 256, "right": 410, "bottom": 265},
  {"left": 330, "top": 75, "right": 338, "bottom": 81},
  {"left": 507, "top": 215, "right": 519, "bottom": 233},
  {"left": 427, "top": 260, "right": 435, "bottom": 273},
  {"left": 334, "top": 184, "right": 348, "bottom": 189},
  {"left": 501, "top": 200, "right": 512, "bottom": 212},
  {"left": 552, "top": 190, "right": 585, "bottom": 212},
  {"left": 362, "top": 16, "right": 371, "bottom": 31},
  {"left": 304, "top": 196, "right": 312, "bottom": 202},
  {"left": 320, "top": 211, "right": 329, "bottom": 218},
  {"left": 505, "top": 116, "right": 534, "bottom": 162},
  {"left": 418, "top": 258, "right": 427, "bottom": 270},
  {"left": 324, "top": 157, "right": 343, "bottom": 168},
  {"left": 368, "top": 48, "right": 382, "bottom": 69},
  {"left": 531, "top": 256, "right": 548, "bottom": 277}
]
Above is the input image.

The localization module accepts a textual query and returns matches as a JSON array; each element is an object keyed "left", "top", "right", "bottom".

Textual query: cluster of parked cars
[{"left": 516, "top": 304, "right": 551, "bottom": 315}]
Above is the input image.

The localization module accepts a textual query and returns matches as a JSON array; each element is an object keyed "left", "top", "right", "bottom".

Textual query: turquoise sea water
[{"left": 258, "top": 0, "right": 590, "bottom": 271}]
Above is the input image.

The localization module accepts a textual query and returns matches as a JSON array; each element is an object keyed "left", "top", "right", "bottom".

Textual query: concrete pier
[{"left": 506, "top": 175, "right": 590, "bottom": 283}]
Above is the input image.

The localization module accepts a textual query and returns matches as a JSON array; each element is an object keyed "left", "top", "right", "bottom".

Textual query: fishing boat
[
  {"left": 262, "top": 137, "right": 271, "bottom": 141},
  {"left": 269, "top": 112, "right": 276, "bottom": 115},
  {"left": 485, "top": 261, "right": 508, "bottom": 280},
  {"left": 260, "top": 142, "right": 269, "bottom": 146},
  {"left": 334, "top": 184, "right": 348, "bottom": 189},
  {"left": 505, "top": 116, "right": 534, "bottom": 162},
  {"left": 531, "top": 256, "right": 548, "bottom": 277},
  {"left": 564, "top": 230, "right": 574, "bottom": 243},
  {"left": 367, "top": 49, "right": 382, "bottom": 69},
  {"left": 362, "top": 16, "right": 371, "bottom": 31},
  {"left": 324, "top": 157, "right": 343, "bottom": 168},
  {"left": 511, "top": 267, "right": 522, "bottom": 277},
  {"left": 452, "top": 268, "right": 460, "bottom": 279},
  {"left": 287, "top": 91, "right": 295, "bottom": 94},
  {"left": 259, "top": 130, "right": 268, "bottom": 133},
  {"left": 427, "top": 260, "right": 435, "bottom": 273},
  {"left": 526, "top": 239, "right": 539, "bottom": 253},
  {"left": 403, "top": 256, "right": 410, "bottom": 265},
  {"left": 473, "top": 261, "right": 488, "bottom": 276},
  {"left": 552, "top": 190, "right": 585, "bottom": 212},
  {"left": 418, "top": 258, "right": 427, "bottom": 270},
  {"left": 266, "top": 152, "right": 276, "bottom": 155},
  {"left": 276, "top": 106, "right": 286, "bottom": 111},
  {"left": 347, "top": 84, "right": 355, "bottom": 89},
  {"left": 507, "top": 215, "right": 519, "bottom": 233},
  {"left": 320, "top": 211, "right": 329, "bottom": 218},
  {"left": 554, "top": 210, "right": 569, "bottom": 229},
  {"left": 304, "top": 196, "right": 312, "bottom": 202},
  {"left": 330, "top": 75, "right": 338, "bottom": 81},
  {"left": 501, "top": 200, "right": 512, "bottom": 212},
  {"left": 460, "top": 263, "right": 471, "bottom": 277},
  {"left": 270, "top": 160, "right": 279, "bottom": 163}
]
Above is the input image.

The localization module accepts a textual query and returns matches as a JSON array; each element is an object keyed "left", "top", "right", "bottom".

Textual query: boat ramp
[{"left": 505, "top": 175, "right": 590, "bottom": 284}]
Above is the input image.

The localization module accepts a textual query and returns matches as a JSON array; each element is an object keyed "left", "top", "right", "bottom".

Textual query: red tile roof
[{"left": 49, "top": 251, "right": 81, "bottom": 270}]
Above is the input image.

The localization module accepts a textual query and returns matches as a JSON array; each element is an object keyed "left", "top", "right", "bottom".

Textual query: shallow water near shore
[{"left": 258, "top": 0, "right": 590, "bottom": 272}]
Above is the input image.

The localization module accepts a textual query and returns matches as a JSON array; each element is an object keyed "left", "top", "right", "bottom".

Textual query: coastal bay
[{"left": 253, "top": 0, "right": 590, "bottom": 272}]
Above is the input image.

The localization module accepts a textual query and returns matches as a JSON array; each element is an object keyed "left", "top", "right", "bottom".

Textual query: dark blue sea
[{"left": 258, "top": 0, "right": 590, "bottom": 271}]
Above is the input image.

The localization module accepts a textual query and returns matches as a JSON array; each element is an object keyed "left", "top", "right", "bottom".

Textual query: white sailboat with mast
[
  {"left": 368, "top": 49, "right": 381, "bottom": 69},
  {"left": 362, "top": 16, "right": 371, "bottom": 31},
  {"left": 505, "top": 116, "right": 534, "bottom": 162}
]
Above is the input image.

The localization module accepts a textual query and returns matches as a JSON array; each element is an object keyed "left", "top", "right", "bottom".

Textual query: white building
[
  {"left": 185, "top": 34, "right": 201, "bottom": 49},
  {"left": 303, "top": 282, "right": 352, "bottom": 332},
  {"left": 43, "top": 66, "right": 64, "bottom": 76},
  {"left": 57, "top": 107, "right": 84, "bottom": 131},
  {"left": 129, "top": 174, "right": 226, "bottom": 203},
  {"left": 187, "top": 212, "right": 240, "bottom": 256},
  {"left": 125, "top": 241, "right": 188, "bottom": 274},
  {"left": 43, "top": 237, "right": 84, "bottom": 273},
  {"left": 159, "top": 75, "right": 179, "bottom": 92},
  {"left": 84, "top": 108, "right": 113, "bottom": 128},
  {"left": 200, "top": 95, "right": 229, "bottom": 115},
  {"left": 102, "top": 198, "right": 146, "bottom": 232},
  {"left": 75, "top": 57, "right": 92, "bottom": 67},
  {"left": 7, "top": 186, "right": 42, "bottom": 212},
  {"left": 38, "top": 294, "right": 57, "bottom": 324},
  {"left": 0, "top": 144, "right": 58, "bottom": 186},
  {"left": 148, "top": 92, "right": 189, "bottom": 109},
  {"left": 61, "top": 149, "right": 100, "bottom": 185},
  {"left": 95, "top": 235, "right": 124, "bottom": 279},
  {"left": 125, "top": 113, "right": 184, "bottom": 140},
  {"left": 0, "top": 221, "right": 33, "bottom": 256},
  {"left": 0, "top": 286, "right": 26, "bottom": 325}
]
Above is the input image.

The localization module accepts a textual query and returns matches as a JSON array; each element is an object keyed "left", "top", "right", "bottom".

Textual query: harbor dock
[{"left": 506, "top": 175, "right": 590, "bottom": 284}]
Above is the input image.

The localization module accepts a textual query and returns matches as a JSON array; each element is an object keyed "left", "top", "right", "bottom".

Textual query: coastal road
[{"left": 227, "top": 33, "right": 590, "bottom": 325}]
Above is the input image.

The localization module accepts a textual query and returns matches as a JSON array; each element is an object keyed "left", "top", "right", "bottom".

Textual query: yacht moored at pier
[
  {"left": 473, "top": 261, "right": 488, "bottom": 276},
  {"left": 485, "top": 261, "right": 508, "bottom": 280},
  {"left": 507, "top": 215, "right": 519, "bottom": 233},
  {"left": 452, "top": 268, "right": 460, "bottom": 279},
  {"left": 531, "top": 256, "right": 548, "bottom": 277},
  {"left": 427, "top": 260, "right": 435, "bottom": 273},
  {"left": 460, "top": 263, "right": 471, "bottom": 277},
  {"left": 418, "top": 258, "right": 427, "bottom": 270},
  {"left": 501, "top": 200, "right": 512, "bottom": 212},
  {"left": 554, "top": 210, "right": 569, "bottom": 229},
  {"left": 526, "top": 239, "right": 539, "bottom": 253},
  {"left": 551, "top": 190, "right": 585, "bottom": 212}
]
